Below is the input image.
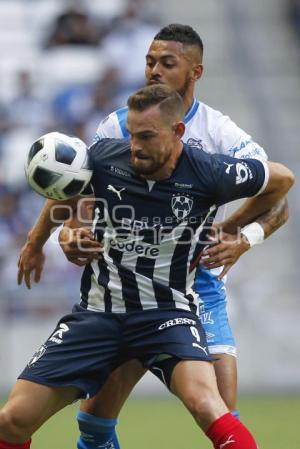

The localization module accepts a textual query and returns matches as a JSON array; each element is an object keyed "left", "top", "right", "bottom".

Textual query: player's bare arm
[
  {"left": 222, "top": 196, "right": 288, "bottom": 238},
  {"left": 201, "top": 162, "right": 294, "bottom": 277},
  {"left": 17, "top": 196, "right": 80, "bottom": 289},
  {"left": 201, "top": 197, "right": 288, "bottom": 277}
]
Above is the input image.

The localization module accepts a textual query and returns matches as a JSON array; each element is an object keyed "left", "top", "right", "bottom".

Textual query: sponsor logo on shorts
[
  {"left": 28, "top": 345, "right": 47, "bottom": 367},
  {"left": 192, "top": 342, "right": 209, "bottom": 355},
  {"left": 158, "top": 317, "right": 196, "bottom": 330},
  {"left": 49, "top": 323, "right": 70, "bottom": 344},
  {"left": 206, "top": 332, "right": 215, "bottom": 341}
]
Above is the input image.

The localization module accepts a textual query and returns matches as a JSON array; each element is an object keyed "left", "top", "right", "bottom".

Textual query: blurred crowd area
[{"left": 0, "top": 0, "right": 161, "bottom": 316}]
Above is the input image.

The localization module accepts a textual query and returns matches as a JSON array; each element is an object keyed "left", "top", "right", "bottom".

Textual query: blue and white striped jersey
[
  {"left": 80, "top": 138, "right": 268, "bottom": 313},
  {"left": 94, "top": 100, "right": 268, "bottom": 300}
]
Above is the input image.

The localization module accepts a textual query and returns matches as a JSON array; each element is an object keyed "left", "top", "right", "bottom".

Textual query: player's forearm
[
  {"left": 255, "top": 197, "right": 288, "bottom": 238},
  {"left": 222, "top": 161, "right": 294, "bottom": 237},
  {"left": 27, "top": 199, "right": 76, "bottom": 249},
  {"left": 222, "top": 197, "right": 289, "bottom": 239}
]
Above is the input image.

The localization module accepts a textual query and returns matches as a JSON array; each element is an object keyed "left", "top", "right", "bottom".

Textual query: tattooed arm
[{"left": 200, "top": 197, "right": 289, "bottom": 278}]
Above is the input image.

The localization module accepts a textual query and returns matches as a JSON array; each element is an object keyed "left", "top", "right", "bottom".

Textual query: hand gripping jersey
[
  {"left": 94, "top": 100, "right": 268, "bottom": 300},
  {"left": 80, "top": 138, "right": 268, "bottom": 313}
]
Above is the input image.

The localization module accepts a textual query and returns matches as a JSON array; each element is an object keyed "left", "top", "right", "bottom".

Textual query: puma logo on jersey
[
  {"left": 107, "top": 184, "right": 125, "bottom": 200},
  {"left": 219, "top": 435, "right": 236, "bottom": 448},
  {"left": 223, "top": 162, "right": 234, "bottom": 174}
]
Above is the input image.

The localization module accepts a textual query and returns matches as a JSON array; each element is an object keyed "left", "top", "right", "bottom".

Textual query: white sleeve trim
[{"left": 254, "top": 159, "right": 269, "bottom": 196}]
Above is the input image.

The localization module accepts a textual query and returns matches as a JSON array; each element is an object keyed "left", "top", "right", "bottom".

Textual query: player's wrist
[
  {"left": 26, "top": 231, "right": 45, "bottom": 250},
  {"left": 240, "top": 222, "right": 265, "bottom": 247}
]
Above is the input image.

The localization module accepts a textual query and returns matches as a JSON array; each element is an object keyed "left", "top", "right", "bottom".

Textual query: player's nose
[
  {"left": 130, "top": 139, "right": 143, "bottom": 154},
  {"left": 151, "top": 62, "right": 163, "bottom": 78}
]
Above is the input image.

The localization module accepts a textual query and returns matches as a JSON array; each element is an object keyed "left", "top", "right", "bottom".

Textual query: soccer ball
[{"left": 25, "top": 132, "right": 92, "bottom": 200}]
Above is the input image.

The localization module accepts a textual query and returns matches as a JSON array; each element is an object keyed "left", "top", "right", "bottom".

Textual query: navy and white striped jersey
[
  {"left": 80, "top": 138, "right": 268, "bottom": 313},
  {"left": 94, "top": 100, "right": 268, "bottom": 299}
]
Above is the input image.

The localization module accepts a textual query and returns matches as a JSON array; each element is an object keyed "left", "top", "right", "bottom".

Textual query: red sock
[
  {"left": 206, "top": 413, "right": 258, "bottom": 449},
  {"left": 0, "top": 440, "right": 31, "bottom": 449}
]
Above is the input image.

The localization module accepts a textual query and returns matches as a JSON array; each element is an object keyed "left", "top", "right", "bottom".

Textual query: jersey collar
[{"left": 184, "top": 98, "right": 200, "bottom": 124}]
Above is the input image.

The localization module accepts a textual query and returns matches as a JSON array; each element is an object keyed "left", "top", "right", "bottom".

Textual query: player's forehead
[
  {"left": 146, "top": 39, "right": 190, "bottom": 61},
  {"left": 127, "top": 106, "right": 165, "bottom": 133}
]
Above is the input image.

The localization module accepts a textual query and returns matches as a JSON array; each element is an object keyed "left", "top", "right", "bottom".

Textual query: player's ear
[
  {"left": 192, "top": 64, "right": 203, "bottom": 81},
  {"left": 173, "top": 121, "right": 185, "bottom": 139}
]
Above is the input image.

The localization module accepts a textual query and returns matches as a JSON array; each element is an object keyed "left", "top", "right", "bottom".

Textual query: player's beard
[
  {"left": 177, "top": 75, "right": 192, "bottom": 98},
  {"left": 131, "top": 149, "right": 172, "bottom": 176}
]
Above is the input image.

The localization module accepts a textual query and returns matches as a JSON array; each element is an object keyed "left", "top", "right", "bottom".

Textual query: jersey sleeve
[
  {"left": 209, "top": 154, "right": 269, "bottom": 206},
  {"left": 79, "top": 138, "right": 111, "bottom": 195},
  {"left": 94, "top": 113, "right": 120, "bottom": 141},
  {"left": 94, "top": 109, "right": 127, "bottom": 141},
  {"left": 79, "top": 142, "right": 98, "bottom": 196},
  {"left": 214, "top": 114, "right": 268, "bottom": 161}
]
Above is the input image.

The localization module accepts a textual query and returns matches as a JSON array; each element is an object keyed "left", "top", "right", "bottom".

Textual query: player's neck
[
  {"left": 141, "top": 141, "right": 184, "bottom": 181},
  {"left": 182, "top": 91, "right": 195, "bottom": 116}
]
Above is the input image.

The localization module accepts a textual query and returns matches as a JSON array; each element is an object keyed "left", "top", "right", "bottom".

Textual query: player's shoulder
[
  {"left": 184, "top": 142, "right": 220, "bottom": 170},
  {"left": 96, "top": 106, "right": 129, "bottom": 139},
  {"left": 195, "top": 100, "right": 267, "bottom": 159},
  {"left": 88, "top": 138, "right": 130, "bottom": 163},
  {"left": 197, "top": 101, "right": 232, "bottom": 128},
  {"left": 187, "top": 100, "right": 234, "bottom": 143}
]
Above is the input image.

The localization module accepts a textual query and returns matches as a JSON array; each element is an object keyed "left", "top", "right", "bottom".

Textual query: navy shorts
[{"left": 20, "top": 305, "right": 211, "bottom": 398}]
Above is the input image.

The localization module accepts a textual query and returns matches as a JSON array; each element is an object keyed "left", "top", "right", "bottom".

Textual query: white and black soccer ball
[{"left": 25, "top": 132, "right": 92, "bottom": 200}]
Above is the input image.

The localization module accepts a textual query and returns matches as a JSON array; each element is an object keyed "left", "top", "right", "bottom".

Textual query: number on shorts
[{"left": 190, "top": 326, "right": 201, "bottom": 342}]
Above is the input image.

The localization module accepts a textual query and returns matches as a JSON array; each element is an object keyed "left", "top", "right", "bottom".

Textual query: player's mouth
[
  {"left": 148, "top": 79, "right": 164, "bottom": 85},
  {"left": 134, "top": 154, "right": 151, "bottom": 160}
]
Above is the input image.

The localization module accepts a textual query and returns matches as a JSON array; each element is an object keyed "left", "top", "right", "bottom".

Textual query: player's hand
[
  {"left": 199, "top": 227, "right": 250, "bottom": 279},
  {"left": 17, "top": 242, "right": 45, "bottom": 289},
  {"left": 59, "top": 226, "right": 103, "bottom": 266}
]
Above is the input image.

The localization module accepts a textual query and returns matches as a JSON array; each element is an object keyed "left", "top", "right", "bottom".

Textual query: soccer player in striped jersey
[
  {"left": 1, "top": 84, "right": 294, "bottom": 449},
  {"left": 17, "top": 24, "right": 289, "bottom": 449}
]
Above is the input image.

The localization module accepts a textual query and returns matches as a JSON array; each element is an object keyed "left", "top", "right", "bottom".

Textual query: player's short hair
[
  {"left": 127, "top": 84, "right": 185, "bottom": 122},
  {"left": 154, "top": 23, "right": 203, "bottom": 57}
]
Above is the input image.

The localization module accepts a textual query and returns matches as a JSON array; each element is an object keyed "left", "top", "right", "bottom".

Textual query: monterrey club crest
[
  {"left": 28, "top": 345, "right": 47, "bottom": 367},
  {"left": 171, "top": 194, "right": 194, "bottom": 220}
]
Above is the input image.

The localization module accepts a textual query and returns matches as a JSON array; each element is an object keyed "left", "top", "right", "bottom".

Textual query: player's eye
[
  {"left": 163, "top": 63, "right": 175, "bottom": 69},
  {"left": 146, "top": 60, "right": 155, "bottom": 67}
]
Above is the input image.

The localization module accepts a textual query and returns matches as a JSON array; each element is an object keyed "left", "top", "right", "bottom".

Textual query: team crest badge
[
  {"left": 171, "top": 194, "right": 193, "bottom": 220},
  {"left": 28, "top": 345, "right": 47, "bottom": 367},
  {"left": 186, "top": 138, "right": 204, "bottom": 150}
]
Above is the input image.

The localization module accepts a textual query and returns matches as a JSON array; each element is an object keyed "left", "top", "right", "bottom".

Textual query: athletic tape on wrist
[{"left": 241, "top": 222, "right": 264, "bottom": 247}]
